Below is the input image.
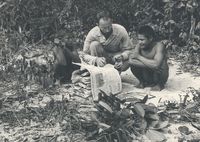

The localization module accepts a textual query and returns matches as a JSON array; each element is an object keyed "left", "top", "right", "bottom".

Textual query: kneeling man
[{"left": 81, "top": 10, "right": 133, "bottom": 72}]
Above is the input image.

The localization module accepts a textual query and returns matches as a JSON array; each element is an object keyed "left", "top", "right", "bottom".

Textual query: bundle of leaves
[
  {"left": 82, "top": 90, "right": 169, "bottom": 142},
  {"left": 160, "top": 87, "right": 200, "bottom": 125}
]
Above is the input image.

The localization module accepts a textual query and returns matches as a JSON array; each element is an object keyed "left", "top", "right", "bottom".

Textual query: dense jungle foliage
[
  {"left": 0, "top": 0, "right": 199, "bottom": 64},
  {"left": 0, "top": 1, "right": 200, "bottom": 141}
]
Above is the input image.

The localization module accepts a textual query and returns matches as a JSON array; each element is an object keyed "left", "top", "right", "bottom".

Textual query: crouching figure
[{"left": 129, "top": 25, "right": 169, "bottom": 91}]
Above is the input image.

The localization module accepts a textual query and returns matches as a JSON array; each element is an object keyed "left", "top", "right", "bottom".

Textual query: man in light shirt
[{"left": 81, "top": 10, "right": 133, "bottom": 72}]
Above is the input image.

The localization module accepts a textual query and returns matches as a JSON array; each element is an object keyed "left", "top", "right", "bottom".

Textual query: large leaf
[
  {"left": 134, "top": 103, "right": 145, "bottom": 117},
  {"left": 98, "top": 101, "right": 113, "bottom": 113},
  {"left": 140, "top": 118, "right": 147, "bottom": 131},
  {"left": 98, "top": 123, "right": 111, "bottom": 130},
  {"left": 145, "top": 113, "right": 159, "bottom": 121},
  {"left": 141, "top": 104, "right": 158, "bottom": 113},
  {"left": 178, "top": 126, "right": 190, "bottom": 135},
  {"left": 150, "top": 121, "right": 169, "bottom": 130},
  {"left": 146, "top": 129, "right": 166, "bottom": 142},
  {"left": 140, "top": 95, "right": 148, "bottom": 104},
  {"left": 149, "top": 120, "right": 159, "bottom": 128}
]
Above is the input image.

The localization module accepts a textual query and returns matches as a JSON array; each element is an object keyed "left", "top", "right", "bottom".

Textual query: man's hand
[
  {"left": 96, "top": 57, "right": 106, "bottom": 67},
  {"left": 114, "top": 60, "right": 123, "bottom": 70},
  {"left": 113, "top": 54, "right": 123, "bottom": 62},
  {"left": 113, "top": 54, "right": 124, "bottom": 70}
]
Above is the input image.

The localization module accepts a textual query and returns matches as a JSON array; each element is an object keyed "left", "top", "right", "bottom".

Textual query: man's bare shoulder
[{"left": 154, "top": 41, "right": 165, "bottom": 51}]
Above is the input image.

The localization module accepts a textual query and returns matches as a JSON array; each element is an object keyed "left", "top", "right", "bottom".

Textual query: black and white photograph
[{"left": 0, "top": 0, "right": 200, "bottom": 141}]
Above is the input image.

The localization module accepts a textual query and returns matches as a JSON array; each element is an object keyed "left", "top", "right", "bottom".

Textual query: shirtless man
[{"left": 129, "top": 25, "right": 169, "bottom": 91}]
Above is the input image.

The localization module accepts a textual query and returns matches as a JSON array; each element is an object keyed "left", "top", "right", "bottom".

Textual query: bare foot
[
  {"left": 135, "top": 82, "right": 145, "bottom": 89},
  {"left": 151, "top": 84, "right": 164, "bottom": 91},
  {"left": 54, "top": 79, "right": 61, "bottom": 86}
]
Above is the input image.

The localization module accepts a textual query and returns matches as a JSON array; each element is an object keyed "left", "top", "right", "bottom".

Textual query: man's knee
[
  {"left": 90, "top": 41, "right": 101, "bottom": 48},
  {"left": 130, "top": 66, "right": 142, "bottom": 74},
  {"left": 130, "top": 66, "right": 145, "bottom": 81},
  {"left": 90, "top": 41, "right": 104, "bottom": 56}
]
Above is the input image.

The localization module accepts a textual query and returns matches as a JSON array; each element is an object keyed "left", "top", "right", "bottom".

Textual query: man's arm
[
  {"left": 83, "top": 30, "right": 96, "bottom": 54},
  {"left": 140, "top": 42, "right": 165, "bottom": 69},
  {"left": 129, "top": 42, "right": 165, "bottom": 69},
  {"left": 129, "top": 58, "right": 147, "bottom": 67},
  {"left": 81, "top": 29, "right": 100, "bottom": 65},
  {"left": 129, "top": 44, "right": 146, "bottom": 67},
  {"left": 119, "top": 27, "right": 133, "bottom": 61}
]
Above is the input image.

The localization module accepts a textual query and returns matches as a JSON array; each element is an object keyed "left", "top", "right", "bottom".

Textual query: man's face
[
  {"left": 98, "top": 18, "right": 112, "bottom": 34},
  {"left": 137, "top": 34, "right": 152, "bottom": 49}
]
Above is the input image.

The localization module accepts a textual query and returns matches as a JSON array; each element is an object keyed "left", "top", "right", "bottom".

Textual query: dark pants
[
  {"left": 54, "top": 46, "right": 80, "bottom": 83},
  {"left": 130, "top": 64, "right": 169, "bottom": 87}
]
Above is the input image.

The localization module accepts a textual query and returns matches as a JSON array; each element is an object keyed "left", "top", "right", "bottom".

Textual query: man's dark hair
[
  {"left": 96, "top": 10, "right": 112, "bottom": 22},
  {"left": 138, "top": 25, "right": 155, "bottom": 39}
]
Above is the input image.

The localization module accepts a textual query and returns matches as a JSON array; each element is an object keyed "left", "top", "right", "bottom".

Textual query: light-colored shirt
[{"left": 83, "top": 24, "right": 133, "bottom": 62}]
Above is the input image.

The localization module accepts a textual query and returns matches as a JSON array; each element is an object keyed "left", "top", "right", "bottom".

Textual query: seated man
[
  {"left": 129, "top": 25, "right": 169, "bottom": 91},
  {"left": 81, "top": 10, "right": 133, "bottom": 72},
  {"left": 53, "top": 41, "right": 80, "bottom": 84}
]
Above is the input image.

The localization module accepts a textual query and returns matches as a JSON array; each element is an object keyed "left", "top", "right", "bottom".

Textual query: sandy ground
[
  {"left": 120, "top": 58, "right": 200, "bottom": 105},
  {"left": 119, "top": 58, "right": 200, "bottom": 141}
]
